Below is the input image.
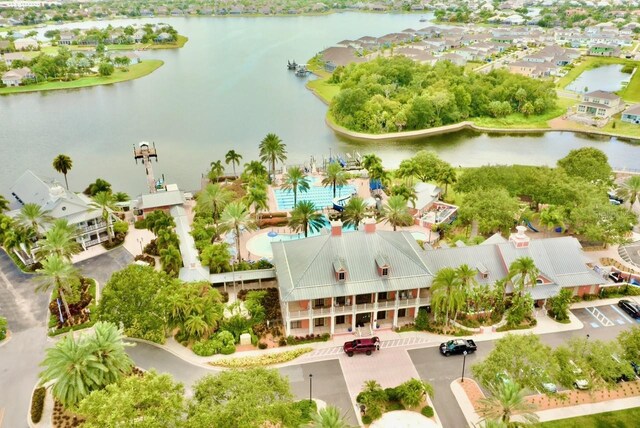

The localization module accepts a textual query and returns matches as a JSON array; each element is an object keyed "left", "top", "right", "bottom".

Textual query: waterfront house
[
  {"left": 6, "top": 170, "right": 117, "bottom": 265},
  {"left": 13, "top": 37, "right": 37, "bottom": 51},
  {"left": 319, "top": 46, "right": 365, "bottom": 71},
  {"left": 1, "top": 66, "right": 34, "bottom": 86},
  {"left": 272, "top": 222, "right": 605, "bottom": 336},
  {"left": 576, "top": 90, "right": 624, "bottom": 119},
  {"left": 58, "top": 31, "right": 75, "bottom": 45},
  {"left": 621, "top": 104, "right": 640, "bottom": 125}
]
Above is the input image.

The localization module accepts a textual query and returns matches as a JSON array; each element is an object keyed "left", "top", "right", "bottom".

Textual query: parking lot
[{"left": 572, "top": 302, "right": 640, "bottom": 330}]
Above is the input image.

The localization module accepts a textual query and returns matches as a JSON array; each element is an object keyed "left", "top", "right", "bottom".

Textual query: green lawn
[
  {"left": 536, "top": 407, "right": 640, "bottom": 427},
  {"left": 602, "top": 114, "right": 640, "bottom": 138},
  {"left": 306, "top": 78, "right": 340, "bottom": 104},
  {"left": 0, "top": 59, "right": 163, "bottom": 95},
  {"left": 472, "top": 102, "right": 567, "bottom": 129}
]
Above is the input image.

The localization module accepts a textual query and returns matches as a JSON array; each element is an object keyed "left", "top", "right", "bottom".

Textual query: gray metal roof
[
  {"left": 171, "top": 205, "right": 210, "bottom": 283},
  {"left": 272, "top": 230, "right": 434, "bottom": 302},
  {"left": 139, "top": 190, "right": 185, "bottom": 210}
]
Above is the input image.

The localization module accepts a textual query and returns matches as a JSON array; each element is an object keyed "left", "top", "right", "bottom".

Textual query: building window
[
  {"left": 335, "top": 315, "right": 345, "bottom": 325},
  {"left": 378, "top": 292, "right": 388, "bottom": 301},
  {"left": 338, "top": 271, "right": 346, "bottom": 281},
  {"left": 314, "top": 299, "right": 325, "bottom": 308},
  {"left": 382, "top": 267, "right": 389, "bottom": 276},
  {"left": 335, "top": 296, "right": 346, "bottom": 306},
  {"left": 377, "top": 311, "right": 386, "bottom": 320},
  {"left": 291, "top": 320, "right": 302, "bottom": 329},
  {"left": 398, "top": 309, "right": 407, "bottom": 318},
  {"left": 314, "top": 318, "right": 325, "bottom": 327}
]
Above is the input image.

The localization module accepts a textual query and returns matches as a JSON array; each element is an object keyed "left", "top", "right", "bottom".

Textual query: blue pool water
[{"left": 274, "top": 178, "right": 357, "bottom": 210}]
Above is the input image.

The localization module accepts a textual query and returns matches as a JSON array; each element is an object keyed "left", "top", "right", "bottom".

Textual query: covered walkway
[{"left": 170, "top": 205, "right": 210, "bottom": 282}]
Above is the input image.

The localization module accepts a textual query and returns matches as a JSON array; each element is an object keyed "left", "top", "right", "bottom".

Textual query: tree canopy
[{"left": 330, "top": 56, "right": 557, "bottom": 133}]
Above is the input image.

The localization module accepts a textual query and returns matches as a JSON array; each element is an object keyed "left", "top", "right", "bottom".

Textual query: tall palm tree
[
  {"left": 39, "top": 333, "right": 102, "bottom": 408},
  {"left": 322, "top": 162, "right": 348, "bottom": 198},
  {"left": 281, "top": 166, "right": 310, "bottom": 207},
  {"left": 38, "top": 219, "right": 81, "bottom": 261},
  {"left": 16, "top": 203, "right": 53, "bottom": 239},
  {"left": 219, "top": 201, "right": 257, "bottom": 262},
  {"left": 197, "top": 183, "right": 234, "bottom": 227},
  {"left": 112, "top": 192, "right": 130, "bottom": 202},
  {"left": 259, "top": 133, "right": 287, "bottom": 182},
  {"left": 539, "top": 205, "right": 565, "bottom": 237},
  {"left": 159, "top": 245, "right": 182, "bottom": 277},
  {"left": 436, "top": 164, "right": 457, "bottom": 196},
  {"left": 617, "top": 175, "right": 640, "bottom": 208},
  {"left": 342, "top": 196, "right": 368, "bottom": 230},
  {"left": 225, "top": 150, "right": 243, "bottom": 178},
  {"left": 243, "top": 185, "right": 268, "bottom": 220},
  {"left": 184, "top": 314, "right": 209, "bottom": 340},
  {"left": 391, "top": 183, "right": 417, "bottom": 208},
  {"left": 477, "top": 381, "right": 539, "bottom": 426},
  {"left": 89, "top": 321, "right": 133, "bottom": 386},
  {"left": 310, "top": 405, "right": 352, "bottom": 428},
  {"left": 508, "top": 257, "right": 539, "bottom": 297},
  {"left": 430, "top": 267, "right": 465, "bottom": 326},
  {"left": 52, "top": 154, "right": 73, "bottom": 190},
  {"left": 209, "top": 160, "right": 225, "bottom": 182},
  {"left": 0, "top": 194, "right": 9, "bottom": 213},
  {"left": 289, "top": 201, "right": 325, "bottom": 238},
  {"left": 36, "top": 255, "right": 79, "bottom": 322},
  {"left": 361, "top": 153, "right": 382, "bottom": 172},
  {"left": 243, "top": 160, "right": 269, "bottom": 181},
  {"left": 456, "top": 264, "right": 477, "bottom": 290},
  {"left": 91, "top": 191, "right": 117, "bottom": 244},
  {"left": 382, "top": 195, "right": 413, "bottom": 231}
]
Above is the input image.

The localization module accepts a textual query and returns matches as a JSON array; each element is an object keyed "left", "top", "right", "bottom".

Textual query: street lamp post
[
  {"left": 137, "top": 237, "right": 144, "bottom": 253},
  {"left": 309, "top": 374, "right": 313, "bottom": 403},
  {"left": 461, "top": 350, "right": 468, "bottom": 382}
]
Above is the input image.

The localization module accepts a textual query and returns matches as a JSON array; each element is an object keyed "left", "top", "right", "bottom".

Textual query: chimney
[
  {"left": 363, "top": 218, "right": 376, "bottom": 234},
  {"left": 509, "top": 225, "right": 530, "bottom": 248},
  {"left": 330, "top": 220, "right": 343, "bottom": 237}
]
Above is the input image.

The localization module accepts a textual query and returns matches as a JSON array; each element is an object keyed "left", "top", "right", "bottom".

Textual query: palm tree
[
  {"left": 89, "top": 321, "right": 133, "bottom": 386},
  {"left": 390, "top": 183, "right": 417, "bottom": 208},
  {"left": 219, "top": 201, "right": 257, "bottom": 262},
  {"left": 259, "top": 133, "right": 287, "bottom": 181},
  {"left": 38, "top": 219, "right": 81, "bottom": 261},
  {"left": 209, "top": 160, "right": 225, "bottom": 182},
  {"left": 382, "top": 195, "right": 413, "bottom": 231},
  {"left": 310, "top": 405, "right": 351, "bottom": 428},
  {"left": 91, "top": 191, "right": 117, "bottom": 244},
  {"left": 159, "top": 245, "right": 182, "bottom": 277},
  {"left": 52, "top": 154, "right": 73, "bottom": 190},
  {"left": 16, "top": 203, "right": 53, "bottom": 238},
  {"left": 112, "top": 192, "right": 130, "bottom": 202},
  {"left": 197, "top": 183, "right": 234, "bottom": 227},
  {"left": 39, "top": 333, "right": 102, "bottom": 408},
  {"left": 477, "top": 381, "right": 539, "bottom": 426},
  {"left": 184, "top": 314, "right": 209, "bottom": 340},
  {"left": 0, "top": 194, "right": 9, "bottom": 213},
  {"left": 342, "top": 197, "right": 368, "bottom": 230},
  {"left": 225, "top": 150, "right": 243, "bottom": 178},
  {"left": 361, "top": 153, "right": 382, "bottom": 172},
  {"left": 243, "top": 160, "right": 269, "bottom": 181},
  {"left": 456, "top": 264, "right": 477, "bottom": 290},
  {"left": 281, "top": 166, "right": 310, "bottom": 207},
  {"left": 508, "top": 257, "right": 539, "bottom": 297},
  {"left": 539, "top": 205, "right": 565, "bottom": 237},
  {"left": 243, "top": 185, "right": 268, "bottom": 220},
  {"left": 289, "top": 201, "right": 325, "bottom": 238},
  {"left": 431, "top": 267, "right": 465, "bottom": 327},
  {"left": 322, "top": 163, "right": 348, "bottom": 198},
  {"left": 617, "top": 175, "right": 640, "bottom": 208},
  {"left": 436, "top": 164, "right": 457, "bottom": 196},
  {"left": 36, "top": 255, "right": 78, "bottom": 322}
]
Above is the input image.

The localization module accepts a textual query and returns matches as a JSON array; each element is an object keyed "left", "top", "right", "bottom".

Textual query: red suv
[{"left": 343, "top": 337, "right": 380, "bottom": 357}]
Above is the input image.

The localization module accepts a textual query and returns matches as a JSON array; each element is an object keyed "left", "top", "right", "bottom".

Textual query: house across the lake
[
  {"left": 572, "top": 90, "right": 625, "bottom": 126},
  {"left": 621, "top": 104, "right": 640, "bottom": 125},
  {"left": 1, "top": 66, "right": 34, "bottom": 86}
]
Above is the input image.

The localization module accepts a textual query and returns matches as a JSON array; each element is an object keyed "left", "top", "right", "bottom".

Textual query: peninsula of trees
[{"left": 329, "top": 56, "right": 558, "bottom": 134}]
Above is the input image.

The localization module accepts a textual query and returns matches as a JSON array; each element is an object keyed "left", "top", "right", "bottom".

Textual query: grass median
[{"left": 537, "top": 407, "right": 640, "bottom": 427}]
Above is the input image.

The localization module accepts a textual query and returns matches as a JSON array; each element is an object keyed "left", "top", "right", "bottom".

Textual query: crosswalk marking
[
  {"left": 585, "top": 306, "right": 614, "bottom": 327},
  {"left": 302, "top": 337, "right": 432, "bottom": 359}
]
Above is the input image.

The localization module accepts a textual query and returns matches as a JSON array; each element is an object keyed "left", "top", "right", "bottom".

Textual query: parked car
[
  {"left": 618, "top": 300, "right": 640, "bottom": 319},
  {"left": 631, "top": 361, "right": 640, "bottom": 377},
  {"left": 343, "top": 337, "right": 380, "bottom": 357},
  {"left": 439, "top": 339, "right": 477, "bottom": 356},
  {"left": 607, "top": 192, "right": 624, "bottom": 204},
  {"left": 569, "top": 360, "right": 590, "bottom": 390},
  {"left": 609, "top": 271, "right": 625, "bottom": 283}
]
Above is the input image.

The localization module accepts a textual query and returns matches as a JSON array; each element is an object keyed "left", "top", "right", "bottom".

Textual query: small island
[{"left": 0, "top": 23, "right": 186, "bottom": 95}]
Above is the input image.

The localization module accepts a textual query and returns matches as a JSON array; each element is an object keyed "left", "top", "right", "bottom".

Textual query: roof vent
[{"left": 509, "top": 225, "right": 530, "bottom": 248}]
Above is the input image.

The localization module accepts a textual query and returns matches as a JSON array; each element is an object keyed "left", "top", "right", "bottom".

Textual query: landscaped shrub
[
  {"left": 113, "top": 220, "right": 129, "bottom": 234},
  {"left": 362, "top": 415, "right": 372, "bottom": 425},
  {"left": 133, "top": 254, "right": 156, "bottom": 267},
  {"left": 211, "top": 347, "right": 313, "bottom": 368},
  {"left": 144, "top": 239, "right": 159, "bottom": 256},
  {"left": 415, "top": 309, "right": 430, "bottom": 331},
  {"left": 192, "top": 339, "right": 223, "bottom": 357},
  {"left": 220, "top": 343, "right": 236, "bottom": 355},
  {"left": 30, "top": 386, "right": 46, "bottom": 423},
  {"left": 278, "top": 337, "right": 287, "bottom": 347},
  {"left": 258, "top": 341, "right": 268, "bottom": 349},
  {"left": 0, "top": 316, "right": 7, "bottom": 341},
  {"left": 134, "top": 219, "right": 147, "bottom": 229},
  {"left": 292, "top": 399, "right": 317, "bottom": 424},
  {"left": 384, "top": 387, "right": 401, "bottom": 402},
  {"left": 421, "top": 405, "right": 434, "bottom": 417},
  {"left": 102, "top": 232, "right": 126, "bottom": 249},
  {"left": 286, "top": 333, "right": 330, "bottom": 345}
]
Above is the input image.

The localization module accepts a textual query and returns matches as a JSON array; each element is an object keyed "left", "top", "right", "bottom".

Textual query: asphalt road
[{"left": 0, "top": 247, "right": 132, "bottom": 428}]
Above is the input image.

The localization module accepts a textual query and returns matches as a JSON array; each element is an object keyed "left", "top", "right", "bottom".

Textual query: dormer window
[
  {"left": 338, "top": 271, "right": 345, "bottom": 281},
  {"left": 333, "top": 258, "right": 347, "bottom": 282},
  {"left": 476, "top": 262, "right": 489, "bottom": 279},
  {"left": 376, "top": 254, "right": 390, "bottom": 277}
]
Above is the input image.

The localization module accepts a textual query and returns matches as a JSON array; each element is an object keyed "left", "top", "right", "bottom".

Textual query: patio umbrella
[{"left": 267, "top": 230, "right": 278, "bottom": 238}]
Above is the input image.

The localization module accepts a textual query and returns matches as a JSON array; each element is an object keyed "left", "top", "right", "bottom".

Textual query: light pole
[
  {"left": 309, "top": 374, "right": 313, "bottom": 403},
  {"left": 461, "top": 350, "right": 468, "bottom": 382},
  {"left": 137, "top": 237, "right": 144, "bottom": 253}
]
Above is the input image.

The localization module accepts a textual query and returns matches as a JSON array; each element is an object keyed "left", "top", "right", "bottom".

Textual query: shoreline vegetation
[
  {"left": 307, "top": 59, "right": 640, "bottom": 142},
  {"left": 0, "top": 59, "right": 164, "bottom": 95}
]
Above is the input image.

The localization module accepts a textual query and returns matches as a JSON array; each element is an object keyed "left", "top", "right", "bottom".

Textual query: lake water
[
  {"left": 2, "top": 14, "right": 640, "bottom": 196},
  {"left": 565, "top": 64, "right": 630, "bottom": 93}
]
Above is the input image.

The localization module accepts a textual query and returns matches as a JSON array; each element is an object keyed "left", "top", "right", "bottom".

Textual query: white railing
[
  {"left": 80, "top": 222, "right": 107, "bottom": 233},
  {"left": 355, "top": 303, "right": 375, "bottom": 312},
  {"left": 397, "top": 298, "right": 418, "bottom": 308},
  {"left": 377, "top": 300, "right": 396, "bottom": 310},
  {"left": 311, "top": 307, "right": 332, "bottom": 317},
  {"left": 333, "top": 305, "right": 353, "bottom": 315},
  {"left": 288, "top": 309, "right": 310, "bottom": 319}
]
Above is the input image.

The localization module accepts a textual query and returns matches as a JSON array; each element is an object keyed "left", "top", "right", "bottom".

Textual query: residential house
[
  {"left": 319, "top": 46, "right": 365, "bottom": 71},
  {"left": 58, "top": 31, "right": 75, "bottom": 45},
  {"left": 588, "top": 44, "right": 620, "bottom": 57},
  {"left": 0, "top": 40, "right": 10, "bottom": 52},
  {"left": 6, "top": 170, "right": 118, "bottom": 265},
  {"left": 576, "top": 90, "right": 625, "bottom": 119},
  {"left": 1, "top": 66, "right": 34, "bottom": 86},
  {"left": 394, "top": 47, "right": 437, "bottom": 66},
  {"left": 13, "top": 37, "right": 37, "bottom": 51},
  {"left": 438, "top": 53, "right": 466, "bottom": 66},
  {"left": 621, "top": 104, "right": 640, "bottom": 125},
  {"left": 272, "top": 223, "right": 605, "bottom": 336}
]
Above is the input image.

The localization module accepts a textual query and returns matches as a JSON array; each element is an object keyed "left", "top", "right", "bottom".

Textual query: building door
[{"left": 355, "top": 313, "right": 371, "bottom": 327}]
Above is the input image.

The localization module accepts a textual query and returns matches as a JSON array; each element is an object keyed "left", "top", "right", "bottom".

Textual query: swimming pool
[{"left": 273, "top": 177, "right": 357, "bottom": 210}]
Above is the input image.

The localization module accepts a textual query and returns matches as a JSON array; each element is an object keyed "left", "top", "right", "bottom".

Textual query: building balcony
[
  {"left": 80, "top": 221, "right": 108, "bottom": 233},
  {"left": 397, "top": 298, "right": 419, "bottom": 308},
  {"left": 333, "top": 304, "right": 353, "bottom": 315},
  {"left": 376, "top": 299, "right": 396, "bottom": 310}
]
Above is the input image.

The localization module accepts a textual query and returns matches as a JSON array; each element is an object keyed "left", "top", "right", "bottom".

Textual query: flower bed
[
  {"left": 209, "top": 347, "right": 312, "bottom": 368},
  {"left": 48, "top": 278, "right": 97, "bottom": 336},
  {"left": 286, "top": 333, "right": 330, "bottom": 345}
]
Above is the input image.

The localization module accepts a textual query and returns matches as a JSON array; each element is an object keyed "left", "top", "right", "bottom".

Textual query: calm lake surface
[
  {"left": 565, "top": 64, "right": 630, "bottom": 93},
  {"left": 2, "top": 14, "right": 640, "bottom": 195}
]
